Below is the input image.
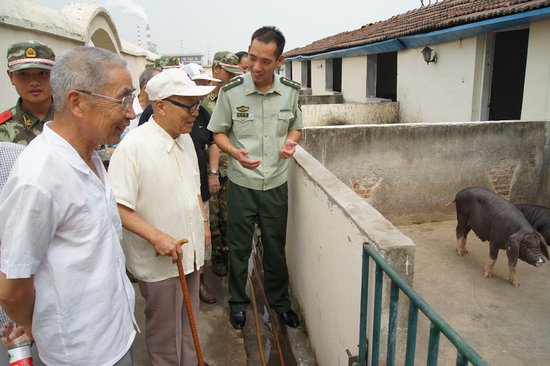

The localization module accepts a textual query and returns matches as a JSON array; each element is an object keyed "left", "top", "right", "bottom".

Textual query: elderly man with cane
[
  {"left": 109, "top": 67, "right": 214, "bottom": 366},
  {"left": 0, "top": 46, "right": 137, "bottom": 365}
]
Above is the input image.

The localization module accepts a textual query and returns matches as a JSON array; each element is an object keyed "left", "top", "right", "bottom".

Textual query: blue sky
[{"left": 35, "top": 0, "right": 423, "bottom": 61}]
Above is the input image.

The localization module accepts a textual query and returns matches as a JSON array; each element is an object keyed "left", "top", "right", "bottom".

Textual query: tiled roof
[{"left": 284, "top": 0, "right": 550, "bottom": 57}]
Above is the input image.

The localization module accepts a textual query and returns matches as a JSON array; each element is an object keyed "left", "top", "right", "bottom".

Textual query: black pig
[
  {"left": 451, "top": 187, "right": 549, "bottom": 286},
  {"left": 516, "top": 203, "right": 550, "bottom": 245}
]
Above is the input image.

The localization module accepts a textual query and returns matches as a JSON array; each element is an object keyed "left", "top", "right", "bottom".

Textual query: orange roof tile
[{"left": 285, "top": 0, "right": 550, "bottom": 57}]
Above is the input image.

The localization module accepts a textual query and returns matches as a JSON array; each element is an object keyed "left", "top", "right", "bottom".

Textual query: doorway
[{"left": 489, "top": 29, "right": 529, "bottom": 120}]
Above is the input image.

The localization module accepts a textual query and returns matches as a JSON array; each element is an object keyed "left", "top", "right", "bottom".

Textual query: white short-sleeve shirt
[
  {"left": 0, "top": 123, "right": 137, "bottom": 366},
  {"left": 109, "top": 118, "right": 205, "bottom": 282}
]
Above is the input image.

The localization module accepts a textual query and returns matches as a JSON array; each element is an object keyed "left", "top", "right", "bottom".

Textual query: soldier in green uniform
[
  {"left": 208, "top": 26, "right": 303, "bottom": 330},
  {"left": 202, "top": 51, "right": 242, "bottom": 276},
  {"left": 0, "top": 40, "right": 55, "bottom": 145}
]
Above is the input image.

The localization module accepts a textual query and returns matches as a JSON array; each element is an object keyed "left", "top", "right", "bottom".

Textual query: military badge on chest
[
  {"left": 23, "top": 114, "right": 33, "bottom": 127},
  {"left": 236, "top": 105, "right": 249, "bottom": 118}
]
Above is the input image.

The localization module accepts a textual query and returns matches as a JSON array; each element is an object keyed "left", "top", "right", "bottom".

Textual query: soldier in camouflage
[
  {"left": 0, "top": 40, "right": 55, "bottom": 145},
  {"left": 154, "top": 55, "right": 180, "bottom": 69},
  {"left": 203, "top": 51, "right": 243, "bottom": 276}
]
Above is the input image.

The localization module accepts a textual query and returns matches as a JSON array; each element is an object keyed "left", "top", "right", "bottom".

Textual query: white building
[{"left": 284, "top": 0, "right": 550, "bottom": 123}]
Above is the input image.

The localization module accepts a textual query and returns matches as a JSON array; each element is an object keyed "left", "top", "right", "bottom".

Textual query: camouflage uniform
[
  {"left": 1, "top": 40, "right": 56, "bottom": 146},
  {"left": 0, "top": 98, "right": 54, "bottom": 145},
  {"left": 154, "top": 56, "right": 180, "bottom": 69},
  {"left": 203, "top": 51, "right": 243, "bottom": 275},
  {"left": 203, "top": 91, "right": 230, "bottom": 273}
]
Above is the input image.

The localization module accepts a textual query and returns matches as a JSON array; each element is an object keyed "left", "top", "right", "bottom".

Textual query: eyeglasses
[
  {"left": 164, "top": 98, "right": 201, "bottom": 114},
  {"left": 77, "top": 89, "right": 135, "bottom": 112}
]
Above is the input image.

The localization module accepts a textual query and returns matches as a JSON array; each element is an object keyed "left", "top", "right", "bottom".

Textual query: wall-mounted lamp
[{"left": 421, "top": 45, "right": 437, "bottom": 64}]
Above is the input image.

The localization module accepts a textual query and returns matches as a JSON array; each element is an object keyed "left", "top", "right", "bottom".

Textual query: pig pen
[
  {"left": 301, "top": 121, "right": 550, "bottom": 365},
  {"left": 400, "top": 221, "right": 550, "bottom": 366}
]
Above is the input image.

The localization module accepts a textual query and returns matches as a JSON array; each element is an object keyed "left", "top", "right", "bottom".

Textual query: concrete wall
[
  {"left": 302, "top": 101, "right": 399, "bottom": 126},
  {"left": 522, "top": 18, "right": 550, "bottom": 121},
  {"left": 287, "top": 146, "right": 415, "bottom": 366},
  {"left": 291, "top": 60, "right": 303, "bottom": 84},
  {"left": 311, "top": 59, "right": 334, "bottom": 96},
  {"left": 300, "top": 121, "right": 550, "bottom": 225},
  {"left": 398, "top": 38, "right": 478, "bottom": 123},
  {"left": 342, "top": 56, "right": 367, "bottom": 103}
]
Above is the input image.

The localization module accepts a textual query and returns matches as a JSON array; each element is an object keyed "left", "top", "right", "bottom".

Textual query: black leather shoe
[
  {"left": 279, "top": 309, "right": 300, "bottom": 328},
  {"left": 230, "top": 311, "right": 246, "bottom": 330}
]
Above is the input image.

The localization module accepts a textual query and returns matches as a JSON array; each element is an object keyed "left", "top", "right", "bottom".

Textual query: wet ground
[{"left": 399, "top": 220, "right": 550, "bottom": 366}]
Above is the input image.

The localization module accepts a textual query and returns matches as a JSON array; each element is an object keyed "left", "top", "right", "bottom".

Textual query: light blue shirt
[{"left": 208, "top": 73, "right": 303, "bottom": 191}]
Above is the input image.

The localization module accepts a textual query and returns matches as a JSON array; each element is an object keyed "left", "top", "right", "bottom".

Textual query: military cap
[
  {"left": 213, "top": 51, "right": 242, "bottom": 75},
  {"left": 154, "top": 56, "right": 180, "bottom": 69},
  {"left": 7, "top": 40, "right": 55, "bottom": 72}
]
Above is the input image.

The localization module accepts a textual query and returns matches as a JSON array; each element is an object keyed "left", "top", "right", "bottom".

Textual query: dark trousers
[{"left": 227, "top": 181, "right": 291, "bottom": 313}]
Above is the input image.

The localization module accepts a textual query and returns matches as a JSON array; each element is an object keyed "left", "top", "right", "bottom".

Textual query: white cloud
[{"left": 105, "top": 0, "right": 148, "bottom": 24}]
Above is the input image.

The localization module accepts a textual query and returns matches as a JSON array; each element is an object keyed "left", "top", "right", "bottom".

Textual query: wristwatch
[{"left": 207, "top": 168, "right": 219, "bottom": 175}]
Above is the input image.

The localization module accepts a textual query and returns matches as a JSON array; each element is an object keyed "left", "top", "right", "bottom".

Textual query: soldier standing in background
[
  {"left": 202, "top": 51, "right": 243, "bottom": 277},
  {"left": 182, "top": 62, "right": 222, "bottom": 304},
  {"left": 235, "top": 51, "right": 249, "bottom": 72},
  {"left": 0, "top": 40, "right": 55, "bottom": 145}
]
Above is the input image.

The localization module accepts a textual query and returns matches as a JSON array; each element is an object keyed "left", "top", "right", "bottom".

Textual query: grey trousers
[
  {"left": 113, "top": 348, "right": 133, "bottom": 366},
  {"left": 138, "top": 271, "right": 200, "bottom": 366}
]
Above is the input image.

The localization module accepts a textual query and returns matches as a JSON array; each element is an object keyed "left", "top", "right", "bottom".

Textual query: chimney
[{"left": 146, "top": 24, "right": 151, "bottom": 50}]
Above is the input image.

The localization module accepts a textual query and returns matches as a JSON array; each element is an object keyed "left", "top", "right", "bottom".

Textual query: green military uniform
[
  {"left": 0, "top": 98, "right": 54, "bottom": 145},
  {"left": 208, "top": 72, "right": 303, "bottom": 313},
  {"left": 202, "top": 90, "right": 230, "bottom": 275}
]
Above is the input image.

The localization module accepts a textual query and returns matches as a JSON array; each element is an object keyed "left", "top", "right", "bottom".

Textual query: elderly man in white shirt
[
  {"left": 109, "top": 68, "right": 214, "bottom": 365},
  {"left": 0, "top": 47, "right": 137, "bottom": 366}
]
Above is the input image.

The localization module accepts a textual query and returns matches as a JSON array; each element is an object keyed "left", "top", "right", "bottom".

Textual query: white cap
[
  {"left": 181, "top": 63, "right": 221, "bottom": 83},
  {"left": 146, "top": 68, "right": 215, "bottom": 101}
]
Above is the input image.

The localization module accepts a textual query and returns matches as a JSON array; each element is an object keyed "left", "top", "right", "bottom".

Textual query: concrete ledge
[
  {"left": 302, "top": 102, "right": 399, "bottom": 126},
  {"left": 301, "top": 121, "right": 550, "bottom": 225},
  {"left": 300, "top": 94, "right": 344, "bottom": 105},
  {"left": 286, "top": 146, "right": 414, "bottom": 365}
]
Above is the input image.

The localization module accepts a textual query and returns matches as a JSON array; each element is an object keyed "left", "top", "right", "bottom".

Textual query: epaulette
[
  {"left": 0, "top": 108, "right": 15, "bottom": 125},
  {"left": 280, "top": 77, "right": 301, "bottom": 90},
  {"left": 221, "top": 77, "right": 244, "bottom": 91}
]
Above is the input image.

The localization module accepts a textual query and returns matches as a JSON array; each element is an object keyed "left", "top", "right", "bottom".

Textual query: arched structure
[{"left": 0, "top": 0, "right": 157, "bottom": 107}]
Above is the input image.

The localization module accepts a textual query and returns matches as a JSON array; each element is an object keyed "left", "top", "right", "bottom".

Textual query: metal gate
[{"left": 352, "top": 243, "right": 489, "bottom": 366}]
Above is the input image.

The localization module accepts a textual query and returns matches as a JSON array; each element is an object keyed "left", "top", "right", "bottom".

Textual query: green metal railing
[{"left": 357, "top": 243, "right": 489, "bottom": 366}]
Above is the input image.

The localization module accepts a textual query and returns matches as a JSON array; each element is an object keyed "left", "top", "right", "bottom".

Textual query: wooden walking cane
[{"left": 176, "top": 239, "right": 205, "bottom": 366}]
